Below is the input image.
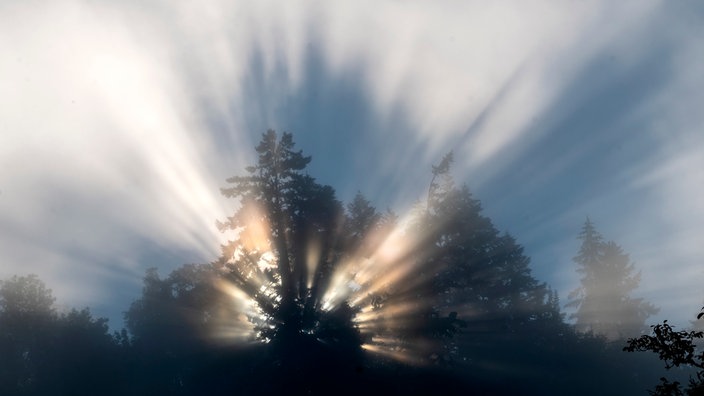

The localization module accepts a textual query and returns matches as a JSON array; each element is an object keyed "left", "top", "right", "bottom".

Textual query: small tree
[
  {"left": 0, "top": 275, "right": 56, "bottom": 392},
  {"left": 567, "top": 219, "right": 658, "bottom": 339}
]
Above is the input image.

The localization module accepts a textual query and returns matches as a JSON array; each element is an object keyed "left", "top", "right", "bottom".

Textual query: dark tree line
[
  {"left": 0, "top": 275, "right": 125, "bottom": 396},
  {"left": 0, "top": 131, "right": 676, "bottom": 395}
]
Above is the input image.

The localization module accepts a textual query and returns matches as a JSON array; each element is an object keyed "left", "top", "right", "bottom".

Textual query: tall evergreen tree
[
  {"left": 420, "top": 153, "right": 559, "bottom": 324},
  {"left": 217, "top": 130, "right": 359, "bottom": 351},
  {"left": 379, "top": 153, "right": 566, "bottom": 366},
  {"left": 567, "top": 219, "right": 658, "bottom": 340},
  {"left": 344, "top": 192, "right": 383, "bottom": 255}
]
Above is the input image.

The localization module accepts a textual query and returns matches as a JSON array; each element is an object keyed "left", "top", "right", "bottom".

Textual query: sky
[{"left": 1, "top": 0, "right": 703, "bottom": 330}]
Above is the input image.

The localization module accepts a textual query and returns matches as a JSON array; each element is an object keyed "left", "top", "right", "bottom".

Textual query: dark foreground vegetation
[{"left": 0, "top": 131, "right": 694, "bottom": 395}]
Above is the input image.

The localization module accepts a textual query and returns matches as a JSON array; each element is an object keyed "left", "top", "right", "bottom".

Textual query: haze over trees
[
  {"left": 0, "top": 131, "right": 677, "bottom": 395},
  {"left": 566, "top": 219, "right": 659, "bottom": 340}
]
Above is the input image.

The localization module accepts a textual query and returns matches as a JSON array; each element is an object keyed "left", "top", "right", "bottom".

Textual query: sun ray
[{"left": 305, "top": 238, "right": 322, "bottom": 289}]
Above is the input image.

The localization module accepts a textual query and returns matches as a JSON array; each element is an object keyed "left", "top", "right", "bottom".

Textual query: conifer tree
[
  {"left": 567, "top": 219, "right": 658, "bottom": 339},
  {"left": 217, "top": 130, "right": 359, "bottom": 350}
]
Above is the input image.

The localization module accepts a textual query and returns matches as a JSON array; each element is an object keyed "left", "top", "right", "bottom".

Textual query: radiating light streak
[
  {"left": 361, "top": 343, "right": 425, "bottom": 366},
  {"left": 305, "top": 239, "right": 322, "bottom": 288},
  {"left": 214, "top": 279, "right": 267, "bottom": 320},
  {"left": 354, "top": 300, "right": 431, "bottom": 326},
  {"left": 208, "top": 278, "right": 271, "bottom": 343}
]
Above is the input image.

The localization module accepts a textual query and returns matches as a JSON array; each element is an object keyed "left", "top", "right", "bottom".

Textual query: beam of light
[
  {"left": 314, "top": 212, "right": 454, "bottom": 364},
  {"left": 361, "top": 340, "right": 429, "bottom": 366},
  {"left": 319, "top": 259, "right": 358, "bottom": 311},
  {"left": 209, "top": 278, "right": 269, "bottom": 344},
  {"left": 234, "top": 203, "right": 273, "bottom": 254},
  {"left": 305, "top": 238, "right": 322, "bottom": 289},
  {"left": 321, "top": 216, "right": 428, "bottom": 311},
  {"left": 354, "top": 300, "right": 432, "bottom": 328}
]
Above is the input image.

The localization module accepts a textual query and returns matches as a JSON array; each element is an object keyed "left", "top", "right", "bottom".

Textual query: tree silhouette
[
  {"left": 0, "top": 275, "right": 56, "bottom": 393},
  {"left": 49, "top": 308, "right": 124, "bottom": 396},
  {"left": 413, "top": 155, "right": 564, "bottom": 367},
  {"left": 216, "top": 130, "right": 363, "bottom": 354},
  {"left": 343, "top": 192, "right": 383, "bottom": 254},
  {"left": 0, "top": 275, "right": 121, "bottom": 396},
  {"left": 625, "top": 317, "right": 704, "bottom": 395},
  {"left": 567, "top": 219, "right": 658, "bottom": 340}
]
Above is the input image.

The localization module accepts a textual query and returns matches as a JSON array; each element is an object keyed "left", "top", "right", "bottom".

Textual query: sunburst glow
[
  {"left": 206, "top": 203, "right": 457, "bottom": 364},
  {"left": 209, "top": 278, "right": 265, "bottom": 343},
  {"left": 235, "top": 203, "right": 272, "bottom": 253}
]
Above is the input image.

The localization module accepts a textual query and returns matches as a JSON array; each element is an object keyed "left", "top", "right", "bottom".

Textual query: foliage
[
  {"left": 421, "top": 153, "right": 564, "bottom": 342},
  {"left": 216, "top": 130, "right": 363, "bottom": 354},
  {"left": 567, "top": 219, "right": 658, "bottom": 339},
  {"left": 0, "top": 274, "right": 55, "bottom": 317},
  {"left": 0, "top": 275, "right": 122, "bottom": 396},
  {"left": 0, "top": 275, "right": 56, "bottom": 394},
  {"left": 625, "top": 318, "right": 704, "bottom": 395}
]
